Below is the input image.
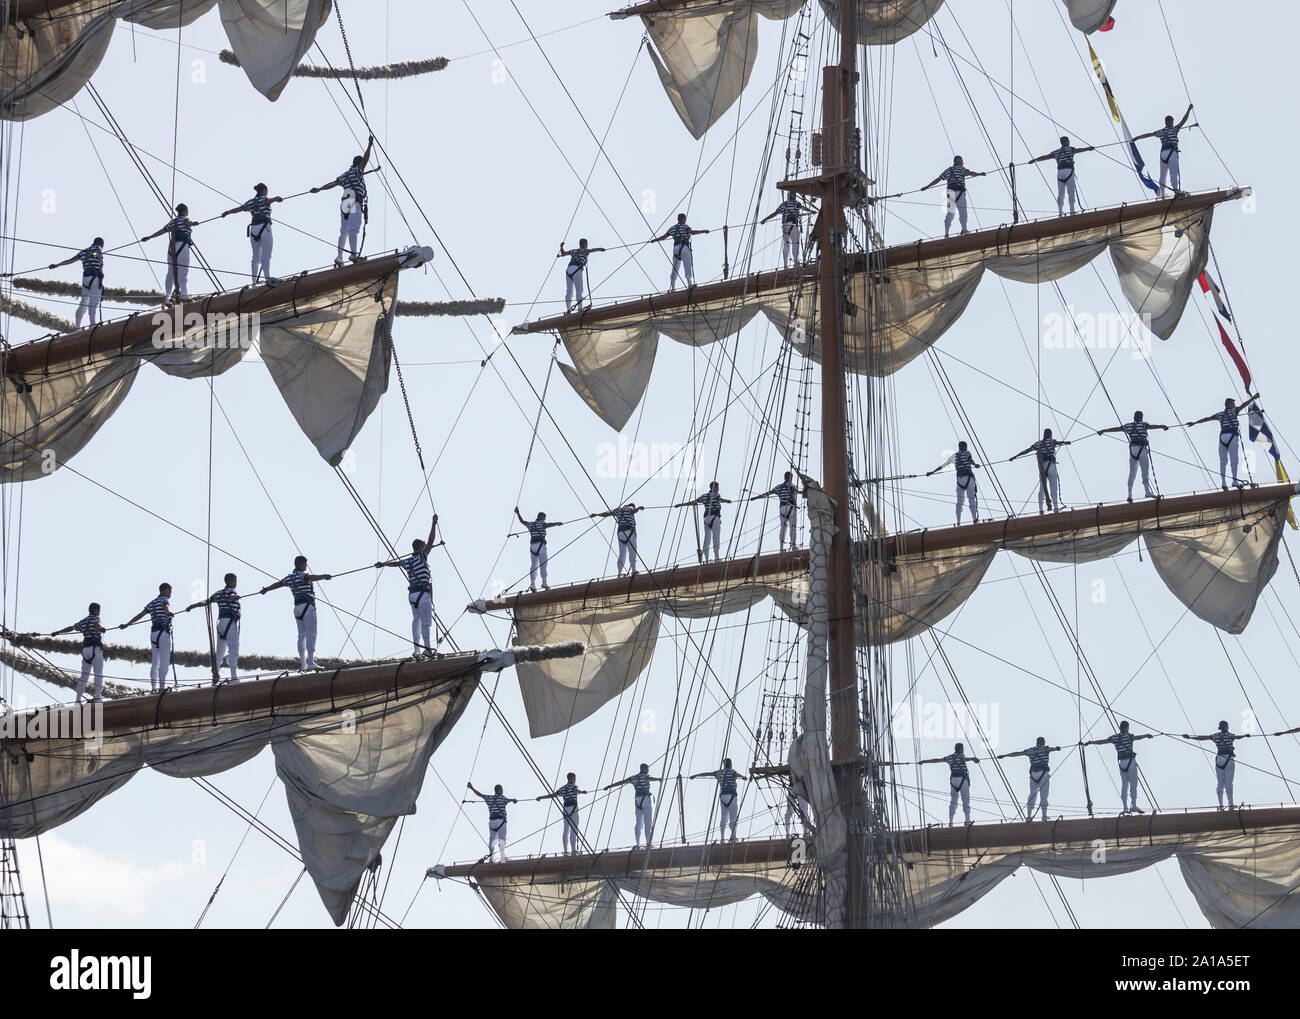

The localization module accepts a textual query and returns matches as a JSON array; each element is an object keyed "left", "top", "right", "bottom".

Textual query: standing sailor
[
  {"left": 604, "top": 763, "right": 663, "bottom": 848},
  {"left": 1082, "top": 720, "right": 1154, "bottom": 814},
  {"left": 1186, "top": 394, "right": 1259, "bottom": 490},
  {"left": 221, "top": 183, "right": 283, "bottom": 284},
  {"left": 1097, "top": 411, "right": 1171, "bottom": 502},
  {"left": 312, "top": 135, "right": 374, "bottom": 267},
  {"left": 652, "top": 213, "right": 709, "bottom": 290},
  {"left": 185, "top": 573, "right": 242, "bottom": 682},
  {"left": 675, "top": 482, "right": 732, "bottom": 563},
  {"left": 51, "top": 602, "right": 107, "bottom": 703},
  {"left": 690, "top": 758, "right": 748, "bottom": 842},
  {"left": 47, "top": 237, "right": 105, "bottom": 327},
  {"left": 919, "top": 742, "right": 980, "bottom": 825},
  {"left": 1182, "top": 721, "right": 1251, "bottom": 810},
  {"left": 536, "top": 772, "right": 587, "bottom": 855},
  {"left": 122, "top": 583, "right": 176, "bottom": 693},
  {"left": 1029, "top": 136, "right": 1095, "bottom": 216},
  {"left": 751, "top": 472, "right": 800, "bottom": 551},
  {"left": 927, "top": 441, "right": 982, "bottom": 525},
  {"left": 468, "top": 782, "right": 517, "bottom": 862},
  {"left": 141, "top": 205, "right": 197, "bottom": 302},
  {"left": 1011, "top": 428, "right": 1073, "bottom": 513},
  {"left": 760, "top": 193, "right": 815, "bottom": 267},
  {"left": 1135, "top": 105, "right": 1194, "bottom": 197},
  {"left": 376, "top": 515, "right": 439, "bottom": 657},
  {"left": 591, "top": 502, "right": 645, "bottom": 577},
  {"left": 920, "top": 156, "right": 987, "bottom": 237},
  {"left": 557, "top": 239, "right": 605, "bottom": 313},
  {"left": 997, "top": 737, "right": 1061, "bottom": 822},
  {"left": 514, "top": 507, "right": 563, "bottom": 592},
  {"left": 260, "top": 557, "right": 332, "bottom": 671}
]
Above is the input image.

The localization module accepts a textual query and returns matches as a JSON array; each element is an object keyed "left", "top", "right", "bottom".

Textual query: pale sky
[{"left": 7, "top": 0, "right": 1300, "bottom": 930}]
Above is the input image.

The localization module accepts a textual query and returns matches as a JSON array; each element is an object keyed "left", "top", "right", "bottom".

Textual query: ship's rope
[{"left": 218, "top": 50, "right": 449, "bottom": 80}]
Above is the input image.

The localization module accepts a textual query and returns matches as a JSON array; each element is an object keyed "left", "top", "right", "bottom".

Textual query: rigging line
[
  {"left": 1213, "top": 630, "right": 1297, "bottom": 802},
  {"left": 264, "top": 867, "right": 308, "bottom": 929},
  {"left": 169, "top": 0, "right": 182, "bottom": 206},
  {"left": 194, "top": 778, "right": 277, "bottom": 928}
]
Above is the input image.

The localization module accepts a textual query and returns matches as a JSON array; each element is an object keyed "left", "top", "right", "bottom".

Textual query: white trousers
[
  {"left": 719, "top": 793, "right": 738, "bottom": 840},
  {"left": 943, "top": 189, "right": 968, "bottom": 235},
  {"left": 294, "top": 602, "right": 317, "bottom": 670},
  {"left": 1158, "top": 149, "right": 1180, "bottom": 196},
  {"left": 1027, "top": 770, "right": 1050, "bottom": 821},
  {"left": 562, "top": 805, "right": 580, "bottom": 854},
  {"left": 1118, "top": 758, "right": 1139, "bottom": 811},
  {"left": 165, "top": 243, "right": 190, "bottom": 300},
  {"left": 779, "top": 502, "right": 795, "bottom": 549},
  {"left": 634, "top": 797, "right": 654, "bottom": 845},
  {"left": 956, "top": 476, "right": 978, "bottom": 524},
  {"left": 949, "top": 775, "right": 971, "bottom": 824},
  {"left": 702, "top": 514, "right": 721, "bottom": 562},
  {"left": 1216, "top": 756, "right": 1236, "bottom": 808},
  {"left": 488, "top": 819, "right": 507, "bottom": 861},
  {"left": 781, "top": 222, "right": 800, "bottom": 266},
  {"left": 530, "top": 541, "right": 548, "bottom": 589},
  {"left": 1038, "top": 462, "right": 1060, "bottom": 512},
  {"left": 76, "top": 646, "right": 104, "bottom": 703},
  {"left": 617, "top": 530, "right": 637, "bottom": 575},
  {"left": 1056, "top": 168, "right": 1078, "bottom": 215},
  {"left": 149, "top": 629, "right": 172, "bottom": 689},
  {"left": 564, "top": 265, "right": 584, "bottom": 311},
  {"left": 409, "top": 590, "right": 433, "bottom": 654},
  {"left": 1128, "top": 445, "right": 1154, "bottom": 499},
  {"left": 77, "top": 276, "right": 102, "bottom": 328},
  {"left": 784, "top": 793, "right": 810, "bottom": 836},
  {"left": 1219, "top": 433, "right": 1240, "bottom": 487},
  {"left": 338, "top": 209, "right": 363, "bottom": 260},
  {"left": 670, "top": 244, "right": 694, "bottom": 289},
  {"left": 249, "top": 223, "right": 273, "bottom": 282},
  {"left": 215, "top": 617, "right": 240, "bottom": 682}
]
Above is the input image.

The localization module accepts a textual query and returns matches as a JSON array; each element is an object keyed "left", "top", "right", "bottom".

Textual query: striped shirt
[
  {"left": 559, "top": 782, "right": 579, "bottom": 808},
  {"left": 78, "top": 245, "right": 104, "bottom": 278},
  {"left": 667, "top": 222, "right": 693, "bottom": 248},
  {"left": 1026, "top": 745, "right": 1052, "bottom": 773},
  {"left": 1156, "top": 125, "right": 1180, "bottom": 152},
  {"left": 144, "top": 595, "right": 173, "bottom": 633},
  {"left": 1211, "top": 731, "right": 1237, "bottom": 757},
  {"left": 1122, "top": 420, "right": 1150, "bottom": 447},
  {"left": 483, "top": 793, "right": 508, "bottom": 821},
  {"left": 565, "top": 247, "right": 591, "bottom": 269},
  {"left": 614, "top": 506, "right": 638, "bottom": 533},
  {"left": 527, "top": 518, "right": 549, "bottom": 545},
  {"left": 1049, "top": 145, "right": 1075, "bottom": 170},
  {"left": 940, "top": 165, "right": 971, "bottom": 191},
  {"left": 697, "top": 491, "right": 723, "bottom": 519},
  {"left": 772, "top": 481, "right": 797, "bottom": 506},
  {"left": 777, "top": 198, "right": 800, "bottom": 224},
  {"left": 944, "top": 754, "right": 969, "bottom": 780},
  {"left": 630, "top": 773, "right": 653, "bottom": 800},
  {"left": 954, "top": 449, "right": 975, "bottom": 478},
  {"left": 241, "top": 194, "right": 273, "bottom": 225},
  {"left": 1108, "top": 731, "right": 1135, "bottom": 761},
  {"left": 212, "top": 586, "right": 241, "bottom": 621},
  {"left": 402, "top": 549, "right": 432, "bottom": 593},
  {"left": 167, "top": 216, "right": 192, "bottom": 246},
  {"left": 1215, "top": 407, "right": 1243, "bottom": 436},
  {"left": 1031, "top": 438, "right": 1060, "bottom": 464},
  {"left": 714, "top": 767, "right": 739, "bottom": 796},
  {"left": 74, "top": 614, "right": 105, "bottom": 648},
  {"left": 336, "top": 167, "right": 367, "bottom": 205},
  {"left": 282, "top": 570, "right": 315, "bottom": 605}
]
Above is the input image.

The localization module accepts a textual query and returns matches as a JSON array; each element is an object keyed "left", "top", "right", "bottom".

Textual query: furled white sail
[
  {"left": 0, "top": 0, "right": 330, "bottom": 121},
  {"left": 551, "top": 204, "right": 1215, "bottom": 430},
  {"left": 1061, "top": 0, "right": 1118, "bottom": 34}
]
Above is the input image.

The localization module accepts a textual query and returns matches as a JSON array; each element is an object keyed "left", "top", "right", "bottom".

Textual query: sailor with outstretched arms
[
  {"left": 141, "top": 205, "right": 197, "bottom": 302},
  {"left": 997, "top": 737, "right": 1061, "bottom": 821},
  {"left": 468, "top": 782, "right": 517, "bottom": 861},
  {"left": 652, "top": 213, "right": 709, "bottom": 290},
  {"left": 184, "top": 573, "right": 242, "bottom": 682},
  {"left": 121, "top": 583, "right": 176, "bottom": 693},
  {"left": 675, "top": 482, "right": 732, "bottom": 563},
  {"left": 558, "top": 239, "right": 604, "bottom": 313},
  {"left": 221, "top": 183, "right": 283, "bottom": 284},
  {"left": 1011, "top": 428, "right": 1073, "bottom": 514},
  {"left": 927, "top": 440, "right": 982, "bottom": 524},
  {"left": 1029, "top": 136, "right": 1095, "bottom": 216},
  {"left": 536, "top": 772, "right": 587, "bottom": 855},
  {"left": 1134, "top": 104, "right": 1194, "bottom": 197},
  {"left": 920, "top": 155, "right": 987, "bottom": 237},
  {"left": 591, "top": 502, "right": 645, "bottom": 577},
  {"left": 515, "top": 506, "right": 563, "bottom": 592},
  {"left": 312, "top": 135, "right": 373, "bottom": 267},
  {"left": 376, "top": 515, "right": 439, "bottom": 657},
  {"left": 751, "top": 471, "right": 801, "bottom": 550},
  {"left": 1082, "top": 720, "right": 1154, "bottom": 814},
  {"left": 760, "top": 193, "right": 815, "bottom": 267},
  {"left": 50, "top": 601, "right": 108, "bottom": 703},
  {"left": 47, "top": 237, "right": 105, "bottom": 327},
  {"left": 1185, "top": 394, "right": 1259, "bottom": 490},
  {"left": 1182, "top": 721, "right": 1251, "bottom": 810},
  {"left": 260, "top": 556, "right": 332, "bottom": 671},
  {"left": 919, "top": 742, "right": 980, "bottom": 825},
  {"left": 604, "top": 763, "right": 663, "bottom": 848},
  {"left": 690, "top": 757, "right": 748, "bottom": 842},
  {"left": 1097, "top": 411, "right": 1170, "bottom": 502}
]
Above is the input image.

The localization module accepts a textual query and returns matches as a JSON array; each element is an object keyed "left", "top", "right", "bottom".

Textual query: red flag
[
  {"left": 1197, "top": 271, "right": 1232, "bottom": 321},
  {"left": 1099, "top": 17, "right": 1115, "bottom": 31},
  {"left": 1214, "top": 315, "right": 1251, "bottom": 390}
]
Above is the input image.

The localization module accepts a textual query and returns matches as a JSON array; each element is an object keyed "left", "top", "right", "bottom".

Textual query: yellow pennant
[
  {"left": 1275, "top": 459, "right": 1298, "bottom": 529},
  {"left": 1088, "top": 41, "right": 1122, "bottom": 123}
]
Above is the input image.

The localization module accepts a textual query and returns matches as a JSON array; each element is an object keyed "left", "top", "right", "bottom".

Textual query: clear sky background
[{"left": 6, "top": 0, "right": 1300, "bottom": 930}]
